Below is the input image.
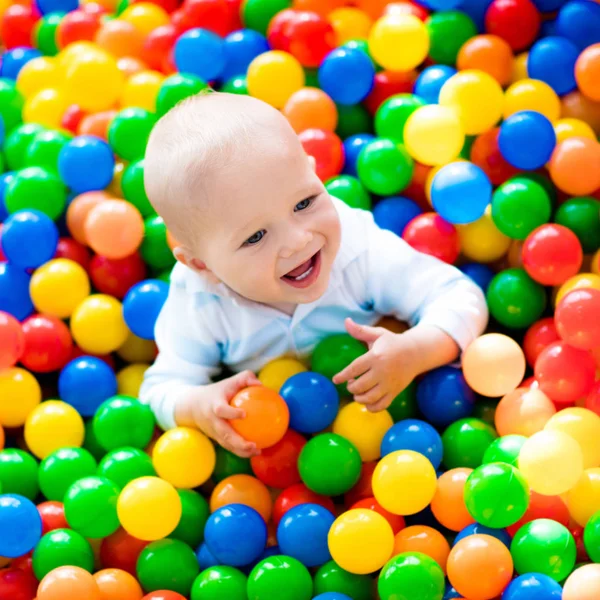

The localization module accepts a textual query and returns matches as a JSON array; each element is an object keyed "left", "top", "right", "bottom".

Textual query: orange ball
[
  {"left": 549, "top": 136, "right": 600, "bottom": 196},
  {"left": 38, "top": 566, "right": 101, "bottom": 600},
  {"left": 430, "top": 468, "right": 475, "bottom": 532},
  {"left": 447, "top": 534, "right": 514, "bottom": 600},
  {"left": 84, "top": 199, "right": 144, "bottom": 259},
  {"left": 67, "top": 191, "right": 114, "bottom": 244},
  {"left": 393, "top": 525, "right": 451, "bottom": 573},
  {"left": 78, "top": 110, "right": 118, "bottom": 140},
  {"left": 292, "top": 0, "right": 346, "bottom": 17},
  {"left": 561, "top": 91, "right": 600, "bottom": 135},
  {"left": 95, "top": 19, "right": 145, "bottom": 59},
  {"left": 117, "top": 56, "right": 147, "bottom": 77},
  {"left": 210, "top": 474, "right": 272, "bottom": 523},
  {"left": 457, "top": 34, "right": 514, "bottom": 86},
  {"left": 282, "top": 88, "right": 338, "bottom": 133},
  {"left": 93, "top": 568, "right": 143, "bottom": 600},
  {"left": 229, "top": 386, "right": 289, "bottom": 449},
  {"left": 494, "top": 387, "right": 557, "bottom": 437},
  {"left": 575, "top": 43, "right": 600, "bottom": 102}
]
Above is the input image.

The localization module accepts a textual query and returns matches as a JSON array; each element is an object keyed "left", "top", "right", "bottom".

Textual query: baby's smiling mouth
[{"left": 282, "top": 251, "right": 322, "bottom": 287}]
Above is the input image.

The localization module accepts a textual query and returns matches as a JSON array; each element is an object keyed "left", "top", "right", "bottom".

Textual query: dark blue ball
[
  {"left": 527, "top": 36, "right": 579, "bottom": 95},
  {"left": 196, "top": 542, "right": 222, "bottom": 570},
  {"left": 123, "top": 279, "right": 169, "bottom": 341},
  {"left": 222, "top": 29, "right": 269, "bottom": 81},
  {"left": 555, "top": 0, "right": 600, "bottom": 50},
  {"left": 460, "top": 263, "right": 495, "bottom": 293},
  {"left": 454, "top": 523, "right": 511, "bottom": 547},
  {"left": 502, "top": 573, "right": 563, "bottom": 599},
  {"left": 0, "top": 263, "right": 34, "bottom": 321},
  {"left": 343, "top": 133, "right": 376, "bottom": 177},
  {"left": 381, "top": 419, "right": 443, "bottom": 469},
  {"left": 373, "top": 197, "right": 423, "bottom": 237}
]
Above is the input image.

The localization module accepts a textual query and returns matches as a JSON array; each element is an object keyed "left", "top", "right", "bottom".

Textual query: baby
[{"left": 140, "top": 91, "right": 488, "bottom": 458}]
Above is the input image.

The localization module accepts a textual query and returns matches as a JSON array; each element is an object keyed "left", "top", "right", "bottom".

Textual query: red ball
[
  {"left": 520, "top": 375, "right": 539, "bottom": 389},
  {"left": 286, "top": 11, "right": 335, "bottom": 68},
  {"left": 130, "top": 0, "right": 180, "bottom": 13},
  {"left": 37, "top": 501, "right": 68, "bottom": 535},
  {"left": 534, "top": 341, "right": 596, "bottom": 405},
  {"left": 225, "top": 0, "right": 243, "bottom": 30},
  {"left": 56, "top": 9, "right": 101, "bottom": 49},
  {"left": 470, "top": 128, "right": 520, "bottom": 186},
  {"left": 523, "top": 317, "right": 559, "bottom": 368},
  {"left": 142, "top": 593, "right": 187, "bottom": 600},
  {"left": 298, "top": 128, "right": 344, "bottom": 181},
  {"left": 402, "top": 212, "right": 460, "bottom": 264},
  {"left": 20, "top": 314, "right": 72, "bottom": 373},
  {"left": 80, "top": 2, "right": 107, "bottom": 15},
  {"left": 54, "top": 237, "right": 91, "bottom": 270},
  {"left": 555, "top": 288, "right": 600, "bottom": 350},
  {"left": 0, "top": 568, "right": 37, "bottom": 600},
  {"left": 586, "top": 380, "right": 600, "bottom": 416},
  {"left": 267, "top": 9, "right": 298, "bottom": 52},
  {"left": 364, "top": 70, "right": 417, "bottom": 115},
  {"left": 174, "top": 0, "right": 233, "bottom": 35},
  {"left": 0, "top": 311, "right": 24, "bottom": 370},
  {"left": 89, "top": 252, "right": 147, "bottom": 300},
  {"left": 385, "top": 0, "right": 429, "bottom": 21},
  {"left": 100, "top": 528, "right": 149, "bottom": 575},
  {"left": 251, "top": 429, "right": 306, "bottom": 489},
  {"left": 272, "top": 483, "right": 335, "bottom": 527},
  {"left": 521, "top": 224, "right": 583, "bottom": 286},
  {"left": 344, "top": 461, "right": 377, "bottom": 507},
  {"left": 484, "top": 0, "right": 540, "bottom": 51},
  {"left": 61, "top": 106, "right": 87, "bottom": 136},
  {"left": 142, "top": 23, "right": 178, "bottom": 72},
  {"left": 0, "top": 4, "right": 38, "bottom": 49},
  {"left": 506, "top": 490, "right": 570, "bottom": 537},
  {"left": 351, "top": 497, "right": 406, "bottom": 534}
]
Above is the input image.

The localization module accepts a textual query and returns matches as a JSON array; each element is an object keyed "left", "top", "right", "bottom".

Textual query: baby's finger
[
  {"left": 346, "top": 371, "right": 377, "bottom": 395},
  {"left": 215, "top": 421, "right": 259, "bottom": 457},
  {"left": 367, "top": 394, "right": 393, "bottom": 413},
  {"left": 214, "top": 402, "right": 245, "bottom": 420},
  {"left": 224, "top": 370, "right": 261, "bottom": 397},
  {"left": 354, "top": 385, "right": 384, "bottom": 405},
  {"left": 333, "top": 353, "right": 372, "bottom": 385}
]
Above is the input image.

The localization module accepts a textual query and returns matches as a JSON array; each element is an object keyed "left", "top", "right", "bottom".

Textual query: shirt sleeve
[
  {"left": 138, "top": 275, "right": 222, "bottom": 430},
  {"left": 363, "top": 212, "right": 488, "bottom": 351}
]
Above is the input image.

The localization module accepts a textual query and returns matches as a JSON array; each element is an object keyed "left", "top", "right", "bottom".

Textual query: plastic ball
[
  {"left": 283, "top": 87, "right": 337, "bottom": 133},
  {"left": 0, "top": 494, "right": 42, "bottom": 558},
  {"left": 555, "top": 197, "right": 600, "bottom": 255},
  {"left": 39, "top": 447, "right": 97, "bottom": 502},
  {"left": 357, "top": 138, "right": 414, "bottom": 196},
  {"left": 551, "top": 137, "right": 600, "bottom": 198},
  {"left": 98, "top": 447, "right": 155, "bottom": 491},
  {"left": 375, "top": 94, "right": 425, "bottom": 143},
  {"left": 381, "top": 419, "right": 442, "bottom": 469},
  {"left": 378, "top": 552, "right": 445, "bottom": 600},
  {"left": 298, "top": 128, "right": 344, "bottom": 180},
  {"left": 37, "top": 566, "right": 101, "bottom": 600},
  {"left": 174, "top": 28, "right": 225, "bottom": 81},
  {"left": 0, "top": 368, "right": 41, "bottom": 429},
  {"left": 459, "top": 262, "right": 494, "bottom": 293},
  {"left": 0, "top": 311, "right": 24, "bottom": 370},
  {"left": 19, "top": 314, "right": 72, "bottom": 373},
  {"left": 562, "top": 564, "right": 600, "bottom": 600},
  {"left": 392, "top": 526, "right": 449, "bottom": 573},
  {"left": 430, "top": 468, "right": 475, "bottom": 532},
  {"left": 100, "top": 528, "right": 149, "bottom": 576},
  {"left": 555, "top": 0, "right": 600, "bottom": 50},
  {"left": 313, "top": 560, "right": 371, "bottom": 600},
  {"left": 155, "top": 73, "right": 207, "bottom": 116},
  {"left": 247, "top": 556, "right": 312, "bottom": 600},
  {"left": 325, "top": 175, "right": 371, "bottom": 210},
  {"left": 575, "top": 43, "right": 600, "bottom": 102},
  {"left": 504, "top": 79, "right": 560, "bottom": 123},
  {"left": 566, "top": 467, "right": 600, "bottom": 526},
  {"left": 0, "top": 566, "right": 38, "bottom": 600},
  {"left": 108, "top": 108, "right": 156, "bottom": 163},
  {"left": 441, "top": 417, "right": 497, "bottom": 470},
  {"left": 122, "top": 279, "right": 168, "bottom": 341},
  {"left": 273, "top": 483, "right": 335, "bottom": 527},
  {"left": 121, "top": 70, "right": 164, "bottom": 112},
  {"left": 257, "top": 357, "right": 306, "bottom": 392},
  {"left": 402, "top": 212, "right": 460, "bottom": 264},
  {"left": 140, "top": 215, "right": 176, "bottom": 271},
  {"left": 32, "top": 529, "right": 95, "bottom": 581},
  {"left": 527, "top": 36, "right": 578, "bottom": 97},
  {"left": 93, "top": 568, "right": 144, "bottom": 600},
  {"left": 494, "top": 387, "right": 555, "bottom": 437},
  {"left": 210, "top": 473, "right": 271, "bottom": 523},
  {"left": 414, "top": 65, "right": 456, "bottom": 105},
  {"left": 554, "top": 117, "right": 597, "bottom": 143},
  {"left": 372, "top": 196, "right": 422, "bottom": 238},
  {"left": 249, "top": 429, "right": 303, "bottom": 489},
  {"left": 457, "top": 34, "right": 513, "bottom": 86},
  {"left": 502, "top": 573, "right": 562, "bottom": 600},
  {"left": 458, "top": 208, "right": 511, "bottom": 263},
  {"left": 191, "top": 565, "right": 247, "bottom": 600},
  {"left": 454, "top": 523, "right": 512, "bottom": 549},
  {"left": 426, "top": 10, "right": 477, "bottom": 66}
]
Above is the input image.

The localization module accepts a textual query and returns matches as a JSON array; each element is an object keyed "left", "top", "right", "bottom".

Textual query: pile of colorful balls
[{"left": 1, "top": 0, "right": 600, "bottom": 598}]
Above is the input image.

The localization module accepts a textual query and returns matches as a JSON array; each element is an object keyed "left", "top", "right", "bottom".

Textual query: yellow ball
[
  {"left": 30, "top": 259, "right": 91, "bottom": 319},
  {"left": 120, "top": 3, "right": 170, "bottom": 35},
  {"left": 439, "top": 70, "right": 504, "bottom": 135},
  {"left": 518, "top": 429, "right": 583, "bottom": 496},
  {"left": 118, "top": 476, "right": 182, "bottom": 541},
  {"left": 0, "top": 368, "right": 41, "bottom": 428},
  {"left": 404, "top": 105, "right": 464, "bottom": 166},
  {"left": 58, "top": 42, "right": 100, "bottom": 70},
  {"left": 23, "top": 88, "right": 69, "bottom": 129},
  {"left": 17, "top": 57, "right": 62, "bottom": 98},
  {"left": 554, "top": 118, "right": 597, "bottom": 143},
  {"left": 24, "top": 400, "right": 85, "bottom": 459},
  {"left": 117, "top": 363, "right": 149, "bottom": 397},
  {"left": 258, "top": 358, "right": 307, "bottom": 392},
  {"left": 511, "top": 52, "right": 528, "bottom": 83},
  {"left": 458, "top": 206, "right": 511, "bottom": 263},
  {"left": 555, "top": 273, "right": 600, "bottom": 306},
  {"left": 117, "top": 332, "right": 157, "bottom": 363},
  {"left": 71, "top": 294, "right": 129, "bottom": 355},
  {"left": 504, "top": 79, "right": 561, "bottom": 122},
  {"left": 372, "top": 450, "right": 437, "bottom": 515},
  {"left": 333, "top": 402, "right": 393, "bottom": 462},
  {"left": 368, "top": 14, "right": 429, "bottom": 72},
  {"left": 328, "top": 509, "right": 395, "bottom": 575},
  {"left": 592, "top": 250, "right": 600, "bottom": 275},
  {"left": 566, "top": 467, "right": 600, "bottom": 526},
  {"left": 152, "top": 427, "right": 216, "bottom": 489},
  {"left": 247, "top": 51, "right": 305, "bottom": 108},
  {"left": 121, "top": 70, "right": 164, "bottom": 111},
  {"left": 545, "top": 408, "right": 600, "bottom": 469},
  {"left": 329, "top": 8, "right": 373, "bottom": 45}
]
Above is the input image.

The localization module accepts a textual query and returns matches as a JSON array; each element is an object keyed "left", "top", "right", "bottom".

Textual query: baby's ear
[{"left": 174, "top": 247, "right": 222, "bottom": 284}]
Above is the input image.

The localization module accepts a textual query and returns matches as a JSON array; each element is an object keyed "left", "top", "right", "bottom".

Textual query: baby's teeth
[{"left": 294, "top": 265, "right": 313, "bottom": 281}]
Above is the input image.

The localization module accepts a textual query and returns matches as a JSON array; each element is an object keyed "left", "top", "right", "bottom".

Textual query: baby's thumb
[{"left": 226, "top": 370, "right": 260, "bottom": 395}]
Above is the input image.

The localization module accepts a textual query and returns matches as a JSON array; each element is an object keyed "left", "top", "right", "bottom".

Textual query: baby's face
[{"left": 190, "top": 136, "right": 341, "bottom": 307}]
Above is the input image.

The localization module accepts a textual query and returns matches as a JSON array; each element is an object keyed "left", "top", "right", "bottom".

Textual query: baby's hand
[
  {"left": 333, "top": 318, "right": 421, "bottom": 412},
  {"left": 181, "top": 371, "right": 262, "bottom": 458}
]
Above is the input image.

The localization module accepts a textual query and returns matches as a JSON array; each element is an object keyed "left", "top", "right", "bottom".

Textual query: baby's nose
[{"left": 280, "top": 228, "right": 313, "bottom": 258}]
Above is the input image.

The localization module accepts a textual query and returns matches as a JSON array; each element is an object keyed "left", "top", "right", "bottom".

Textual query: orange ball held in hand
[
  {"left": 549, "top": 137, "right": 600, "bottom": 196},
  {"left": 494, "top": 387, "right": 556, "bottom": 437},
  {"left": 230, "top": 386, "right": 289, "bottom": 449},
  {"left": 430, "top": 468, "right": 475, "bottom": 532}
]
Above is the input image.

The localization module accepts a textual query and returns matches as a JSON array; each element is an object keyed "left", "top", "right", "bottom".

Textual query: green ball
[
  {"left": 442, "top": 417, "right": 497, "bottom": 469},
  {"left": 83, "top": 418, "right": 107, "bottom": 461},
  {"left": 242, "top": 0, "right": 292, "bottom": 35},
  {"left": 492, "top": 177, "right": 552, "bottom": 240},
  {"left": 34, "top": 12, "right": 63, "bottom": 56},
  {"left": 213, "top": 447, "right": 253, "bottom": 483},
  {"left": 426, "top": 11, "right": 477, "bottom": 65},
  {"left": 460, "top": 135, "right": 476, "bottom": 160},
  {"left": 97, "top": 447, "right": 155, "bottom": 489},
  {"left": 487, "top": 268, "right": 547, "bottom": 329},
  {"left": 170, "top": 489, "right": 210, "bottom": 549},
  {"left": 298, "top": 433, "right": 361, "bottom": 495},
  {"left": 0, "top": 448, "right": 39, "bottom": 500},
  {"left": 137, "top": 539, "right": 200, "bottom": 596},
  {"left": 5, "top": 166, "right": 67, "bottom": 220},
  {"left": 464, "top": 462, "right": 529, "bottom": 528},
  {"left": 482, "top": 435, "right": 526, "bottom": 467},
  {"left": 39, "top": 447, "right": 98, "bottom": 502},
  {"left": 221, "top": 76, "right": 248, "bottom": 95},
  {"left": 33, "top": 528, "right": 95, "bottom": 580},
  {"left": 313, "top": 560, "right": 373, "bottom": 600},
  {"left": 5, "top": 123, "right": 46, "bottom": 170},
  {"left": 387, "top": 380, "right": 418, "bottom": 422},
  {"left": 325, "top": 175, "right": 371, "bottom": 210},
  {"left": 93, "top": 395, "right": 156, "bottom": 452},
  {"left": 247, "top": 555, "right": 312, "bottom": 600},
  {"left": 156, "top": 74, "right": 208, "bottom": 116},
  {"left": 584, "top": 510, "right": 600, "bottom": 563},
  {"left": 121, "top": 159, "right": 155, "bottom": 218},
  {"left": 357, "top": 138, "right": 414, "bottom": 196},
  {"left": 25, "top": 130, "right": 72, "bottom": 173},
  {"left": 472, "top": 398, "right": 498, "bottom": 426},
  {"left": 304, "top": 68, "right": 320, "bottom": 88},
  {"left": 140, "top": 215, "right": 176, "bottom": 271},
  {"left": 511, "top": 519, "right": 576, "bottom": 581},
  {"left": 108, "top": 108, "right": 157, "bottom": 162},
  {"left": 0, "top": 79, "right": 24, "bottom": 132},
  {"left": 63, "top": 476, "right": 120, "bottom": 539},
  {"left": 336, "top": 103, "right": 373, "bottom": 140},
  {"left": 375, "top": 94, "right": 426, "bottom": 142},
  {"left": 191, "top": 566, "right": 247, "bottom": 600},
  {"left": 378, "top": 552, "right": 445, "bottom": 600},
  {"left": 520, "top": 172, "right": 557, "bottom": 206},
  {"left": 555, "top": 196, "right": 600, "bottom": 254}
]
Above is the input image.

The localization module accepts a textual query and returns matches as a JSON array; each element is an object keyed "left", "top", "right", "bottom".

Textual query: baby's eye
[
  {"left": 245, "top": 230, "right": 266, "bottom": 245},
  {"left": 294, "top": 197, "right": 313, "bottom": 211}
]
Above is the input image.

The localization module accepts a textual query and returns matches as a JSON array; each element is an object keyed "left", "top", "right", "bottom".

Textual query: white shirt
[{"left": 140, "top": 198, "right": 488, "bottom": 430}]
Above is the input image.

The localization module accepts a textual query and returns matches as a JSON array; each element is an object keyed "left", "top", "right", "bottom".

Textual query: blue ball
[
  {"left": 498, "top": 111, "right": 556, "bottom": 171},
  {"left": 539, "top": 18, "right": 557, "bottom": 36},
  {"left": 0, "top": 47, "right": 42, "bottom": 80},
  {"left": 280, "top": 372, "right": 339, "bottom": 434},
  {"left": 204, "top": 504, "right": 267, "bottom": 567},
  {"left": 373, "top": 196, "right": 423, "bottom": 237},
  {"left": 123, "top": 279, "right": 169, "bottom": 341},
  {"left": 343, "top": 133, "right": 376, "bottom": 177},
  {"left": 314, "top": 594, "right": 353, "bottom": 600},
  {"left": 414, "top": 65, "right": 457, "bottom": 104},
  {"left": 222, "top": 29, "right": 269, "bottom": 81},
  {"left": 0, "top": 494, "right": 42, "bottom": 558},
  {"left": 174, "top": 28, "right": 226, "bottom": 82},
  {"left": 531, "top": 0, "right": 565, "bottom": 11},
  {"left": 318, "top": 48, "right": 375, "bottom": 106},
  {"left": 527, "top": 36, "right": 578, "bottom": 95},
  {"left": 454, "top": 523, "right": 511, "bottom": 547},
  {"left": 556, "top": 0, "right": 600, "bottom": 50},
  {"left": 0, "top": 172, "right": 14, "bottom": 222},
  {"left": 444, "top": 584, "right": 464, "bottom": 599},
  {"left": 416, "top": 366, "right": 475, "bottom": 428},
  {"left": 196, "top": 542, "right": 222, "bottom": 570},
  {"left": 502, "top": 573, "right": 563, "bottom": 599},
  {"left": 459, "top": 262, "right": 495, "bottom": 293},
  {"left": 58, "top": 135, "right": 115, "bottom": 193},
  {"left": 431, "top": 162, "right": 492, "bottom": 224},
  {"left": 457, "top": 0, "right": 493, "bottom": 30},
  {"left": 59, "top": 356, "right": 118, "bottom": 417},
  {"left": 0, "top": 263, "right": 34, "bottom": 321},
  {"left": 422, "top": 0, "right": 462, "bottom": 9},
  {"left": 277, "top": 503, "right": 335, "bottom": 567},
  {"left": 35, "top": 0, "right": 77, "bottom": 14},
  {"left": 381, "top": 419, "right": 443, "bottom": 469}
]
